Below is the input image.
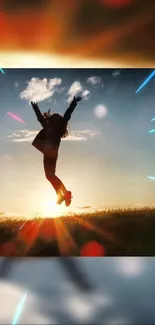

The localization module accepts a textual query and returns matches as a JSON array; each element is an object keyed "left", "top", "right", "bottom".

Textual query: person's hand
[
  {"left": 73, "top": 96, "right": 82, "bottom": 103},
  {"left": 31, "top": 101, "right": 38, "bottom": 108}
]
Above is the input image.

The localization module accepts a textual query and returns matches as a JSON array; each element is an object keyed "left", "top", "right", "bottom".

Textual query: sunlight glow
[
  {"left": 0, "top": 51, "right": 127, "bottom": 68},
  {"left": 40, "top": 200, "right": 67, "bottom": 218},
  {"left": 33, "top": 184, "right": 83, "bottom": 219},
  {"left": 32, "top": 186, "right": 68, "bottom": 218}
]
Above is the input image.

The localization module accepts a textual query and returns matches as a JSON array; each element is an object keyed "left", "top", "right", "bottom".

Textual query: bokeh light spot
[
  {"left": 116, "top": 257, "right": 145, "bottom": 277},
  {"left": 94, "top": 104, "right": 107, "bottom": 119},
  {"left": 0, "top": 241, "right": 16, "bottom": 256},
  {"left": 80, "top": 240, "right": 105, "bottom": 256}
]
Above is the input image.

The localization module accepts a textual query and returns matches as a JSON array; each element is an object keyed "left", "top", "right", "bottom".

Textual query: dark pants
[{"left": 43, "top": 156, "right": 67, "bottom": 195}]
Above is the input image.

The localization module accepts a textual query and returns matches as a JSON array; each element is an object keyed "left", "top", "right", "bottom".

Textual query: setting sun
[{"left": 40, "top": 200, "right": 67, "bottom": 218}]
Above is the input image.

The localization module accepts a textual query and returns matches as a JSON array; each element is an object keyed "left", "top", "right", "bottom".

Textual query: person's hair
[
  {"left": 43, "top": 109, "right": 51, "bottom": 119},
  {"left": 43, "top": 110, "right": 68, "bottom": 138}
]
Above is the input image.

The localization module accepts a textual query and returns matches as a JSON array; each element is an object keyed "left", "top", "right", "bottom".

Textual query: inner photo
[{"left": 0, "top": 68, "right": 155, "bottom": 256}]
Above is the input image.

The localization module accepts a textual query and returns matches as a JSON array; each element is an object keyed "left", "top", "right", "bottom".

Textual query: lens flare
[
  {"left": 148, "top": 176, "right": 155, "bottom": 180},
  {"left": 7, "top": 112, "right": 25, "bottom": 124},
  {"left": 80, "top": 241, "right": 105, "bottom": 256},
  {"left": 94, "top": 104, "right": 107, "bottom": 119}
]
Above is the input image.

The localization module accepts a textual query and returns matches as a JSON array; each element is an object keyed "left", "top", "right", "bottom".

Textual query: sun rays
[{"left": 11, "top": 208, "right": 112, "bottom": 256}]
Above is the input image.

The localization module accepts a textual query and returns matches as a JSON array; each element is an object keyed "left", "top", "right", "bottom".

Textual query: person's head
[
  {"left": 43, "top": 110, "right": 68, "bottom": 138},
  {"left": 50, "top": 113, "right": 62, "bottom": 124}
]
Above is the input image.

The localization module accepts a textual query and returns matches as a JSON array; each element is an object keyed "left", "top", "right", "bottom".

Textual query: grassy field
[{"left": 0, "top": 207, "right": 155, "bottom": 256}]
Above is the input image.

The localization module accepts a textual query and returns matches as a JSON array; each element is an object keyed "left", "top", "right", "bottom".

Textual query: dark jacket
[
  {"left": 32, "top": 128, "right": 46, "bottom": 154},
  {"left": 32, "top": 99, "right": 77, "bottom": 156}
]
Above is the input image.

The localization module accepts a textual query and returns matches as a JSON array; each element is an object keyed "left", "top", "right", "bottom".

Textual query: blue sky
[{"left": 0, "top": 68, "right": 155, "bottom": 216}]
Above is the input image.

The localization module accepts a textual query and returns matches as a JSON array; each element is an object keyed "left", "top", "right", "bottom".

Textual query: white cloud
[
  {"left": 112, "top": 70, "right": 120, "bottom": 77},
  {"left": 15, "top": 82, "right": 19, "bottom": 88},
  {"left": 87, "top": 76, "right": 103, "bottom": 86},
  {"left": 8, "top": 129, "right": 100, "bottom": 143},
  {"left": 76, "top": 205, "right": 104, "bottom": 211},
  {"left": 66, "top": 133, "right": 87, "bottom": 141},
  {"left": 94, "top": 104, "right": 108, "bottom": 119},
  {"left": 8, "top": 129, "right": 37, "bottom": 142},
  {"left": 66, "top": 129, "right": 100, "bottom": 141},
  {"left": 67, "top": 81, "right": 83, "bottom": 102},
  {"left": 20, "top": 77, "right": 62, "bottom": 103},
  {"left": 82, "top": 89, "right": 90, "bottom": 100},
  {"left": 67, "top": 81, "right": 91, "bottom": 102}
]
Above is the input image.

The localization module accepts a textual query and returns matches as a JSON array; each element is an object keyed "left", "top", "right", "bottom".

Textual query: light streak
[
  {"left": 7, "top": 112, "right": 25, "bottom": 124},
  {"left": 12, "top": 292, "right": 27, "bottom": 325},
  {"left": 135, "top": 69, "right": 155, "bottom": 94},
  {"left": 148, "top": 129, "right": 155, "bottom": 133},
  {"left": 0, "top": 68, "right": 4, "bottom": 74}
]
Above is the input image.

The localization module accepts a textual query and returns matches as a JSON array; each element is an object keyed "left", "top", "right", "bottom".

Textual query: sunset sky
[
  {"left": 1, "top": 0, "right": 155, "bottom": 67},
  {"left": 0, "top": 68, "right": 155, "bottom": 217}
]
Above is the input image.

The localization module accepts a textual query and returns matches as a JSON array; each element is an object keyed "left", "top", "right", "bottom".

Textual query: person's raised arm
[
  {"left": 63, "top": 96, "right": 82, "bottom": 122},
  {"left": 31, "top": 102, "right": 45, "bottom": 127}
]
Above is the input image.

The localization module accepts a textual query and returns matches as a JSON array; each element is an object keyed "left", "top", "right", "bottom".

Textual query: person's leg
[
  {"left": 50, "top": 175, "right": 67, "bottom": 195},
  {"left": 43, "top": 156, "right": 72, "bottom": 206},
  {"left": 43, "top": 155, "right": 67, "bottom": 195}
]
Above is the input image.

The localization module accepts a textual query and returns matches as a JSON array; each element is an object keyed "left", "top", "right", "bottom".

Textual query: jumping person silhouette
[{"left": 31, "top": 96, "right": 82, "bottom": 207}]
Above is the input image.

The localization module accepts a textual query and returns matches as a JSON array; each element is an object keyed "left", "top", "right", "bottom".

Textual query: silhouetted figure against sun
[{"left": 31, "top": 96, "right": 82, "bottom": 207}]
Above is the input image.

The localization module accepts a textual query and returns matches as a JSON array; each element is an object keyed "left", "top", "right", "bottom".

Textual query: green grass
[{"left": 0, "top": 207, "right": 155, "bottom": 256}]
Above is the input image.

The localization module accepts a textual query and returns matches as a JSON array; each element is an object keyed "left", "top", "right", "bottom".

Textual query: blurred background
[
  {"left": 1, "top": 257, "right": 155, "bottom": 324},
  {"left": 0, "top": 0, "right": 155, "bottom": 67}
]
